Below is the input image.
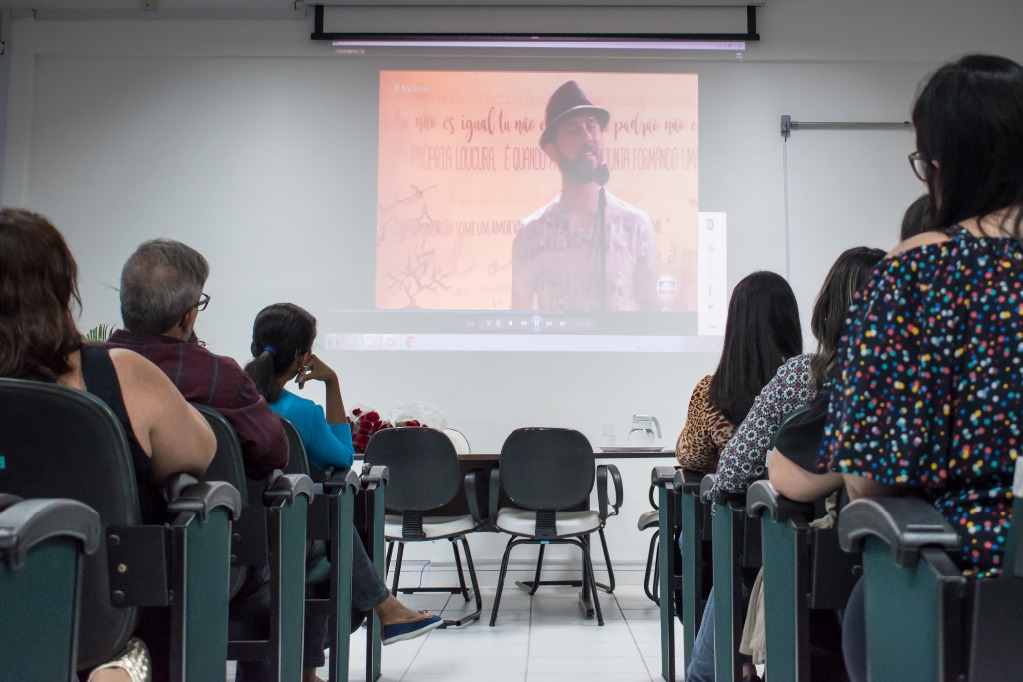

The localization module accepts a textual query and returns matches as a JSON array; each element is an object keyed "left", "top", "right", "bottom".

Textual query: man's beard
[{"left": 556, "top": 146, "right": 602, "bottom": 185}]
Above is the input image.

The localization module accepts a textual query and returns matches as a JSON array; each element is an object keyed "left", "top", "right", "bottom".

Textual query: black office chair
[
  {"left": 364, "top": 426, "right": 485, "bottom": 627},
  {"left": 193, "top": 404, "right": 314, "bottom": 681},
  {"left": 279, "top": 415, "right": 376, "bottom": 682},
  {"left": 639, "top": 477, "right": 668, "bottom": 605},
  {"left": 837, "top": 484, "right": 1023, "bottom": 682},
  {"left": 0, "top": 378, "right": 239, "bottom": 680},
  {"left": 0, "top": 495, "right": 100, "bottom": 681},
  {"left": 489, "top": 427, "right": 623, "bottom": 626}
]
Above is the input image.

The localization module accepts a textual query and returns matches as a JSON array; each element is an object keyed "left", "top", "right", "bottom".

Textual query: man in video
[{"left": 511, "top": 80, "right": 660, "bottom": 311}]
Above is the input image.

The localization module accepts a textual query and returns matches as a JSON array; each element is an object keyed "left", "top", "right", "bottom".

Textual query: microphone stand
[{"left": 596, "top": 164, "right": 609, "bottom": 312}]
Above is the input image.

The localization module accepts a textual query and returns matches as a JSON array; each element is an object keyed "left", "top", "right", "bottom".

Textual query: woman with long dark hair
[
  {"left": 808, "top": 54, "right": 1023, "bottom": 682},
  {"left": 686, "top": 246, "right": 885, "bottom": 682},
  {"left": 675, "top": 271, "right": 802, "bottom": 472},
  {"left": 0, "top": 208, "right": 216, "bottom": 682},
  {"left": 243, "top": 303, "right": 441, "bottom": 682}
]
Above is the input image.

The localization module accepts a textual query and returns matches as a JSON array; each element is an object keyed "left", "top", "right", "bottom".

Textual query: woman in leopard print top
[{"left": 675, "top": 271, "right": 801, "bottom": 473}]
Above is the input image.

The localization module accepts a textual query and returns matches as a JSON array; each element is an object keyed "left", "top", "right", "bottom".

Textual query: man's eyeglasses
[
  {"left": 908, "top": 151, "right": 933, "bottom": 183},
  {"left": 195, "top": 292, "right": 211, "bottom": 312}
]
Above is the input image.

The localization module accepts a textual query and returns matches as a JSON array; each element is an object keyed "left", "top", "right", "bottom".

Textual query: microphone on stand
[{"left": 596, "top": 164, "right": 610, "bottom": 311}]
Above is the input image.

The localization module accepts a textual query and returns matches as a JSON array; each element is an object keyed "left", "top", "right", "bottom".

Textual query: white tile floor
[{"left": 227, "top": 583, "right": 686, "bottom": 681}]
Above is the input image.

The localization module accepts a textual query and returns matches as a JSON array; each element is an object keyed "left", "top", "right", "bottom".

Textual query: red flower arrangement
[{"left": 349, "top": 406, "right": 426, "bottom": 453}]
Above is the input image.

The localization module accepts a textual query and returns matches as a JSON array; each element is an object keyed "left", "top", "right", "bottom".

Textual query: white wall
[{"left": 3, "top": 0, "right": 1022, "bottom": 574}]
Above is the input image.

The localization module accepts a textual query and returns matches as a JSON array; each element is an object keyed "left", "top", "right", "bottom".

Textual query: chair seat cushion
[
  {"left": 637, "top": 510, "right": 659, "bottom": 531},
  {"left": 384, "top": 514, "right": 476, "bottom": 540},
  {"left": 495, "top": 508, "right": 601, "bottom": 537}
]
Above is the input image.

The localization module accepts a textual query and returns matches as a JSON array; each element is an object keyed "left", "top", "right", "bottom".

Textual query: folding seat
[
  {"left": 279, "top": 415, "right": 373, "bottom": 682},
  {"left": 747, "top": 481, "right": 859, "bottom": 681},
  {"left": 704, "top": 472, "right": 762, "bottom": 682},
  {"left": 837, "top": 483, "right": 1023, "bottom": 682},
  {"left": 0, "top": 379, "right": 239, "bottom": 680},
  {"left": 193, "top": 404, "right": 314, "bottom": 680},
  {"left": 0, "top": 495, "right": 100, "bottom": 680}
]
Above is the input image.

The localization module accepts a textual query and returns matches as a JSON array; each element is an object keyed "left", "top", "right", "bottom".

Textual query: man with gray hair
[{"left": 108, "top": 238, "right": 288, "bottom": 478}]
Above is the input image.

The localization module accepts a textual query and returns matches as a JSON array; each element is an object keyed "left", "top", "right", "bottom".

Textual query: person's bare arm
[
  {"left": 296, "top": 353, "right": 346, "bottom": 425},
  {"left": 767, "top": 448, "right": 843, "bottom": 503},
  {"left": 110, "top": 349, "right": 216, "bottom": 482},
  {"left": 843, "top": 472, "right": 902, "bottom": 500}
]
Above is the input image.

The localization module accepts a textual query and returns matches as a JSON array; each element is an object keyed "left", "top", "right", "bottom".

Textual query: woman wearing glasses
[{"left": 791, "top": 54, "right": 1023, "bottom": 682}]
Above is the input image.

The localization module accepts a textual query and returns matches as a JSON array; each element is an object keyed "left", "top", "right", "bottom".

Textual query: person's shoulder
[
  {"left": 781, "top": 353, "right": 812, "bottom": 372},
  {"left": 771, "top": 354, "right": 811, "bottom": 384},
  {"left": 107, "top": 346, "right": 173, "bottom": 387},
  {"left": 694, "top": 374, "right": 714, "bottom": 393},
  {"left": 888, "top": 229, "right": 953, "bottom": 257},
  {"left": 519, "top": 196, "right": 561, "bottom": 228},
  {"left": 605, "top": 192, "right": 652, "bottom": 225},
  {"left": 274, "top": 388, "right": 314, "bottom": 412}
]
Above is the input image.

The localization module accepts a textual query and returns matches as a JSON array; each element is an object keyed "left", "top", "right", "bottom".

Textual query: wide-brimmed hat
[{"left": 539, "top": 80, "right": 610, "bottom": 147}]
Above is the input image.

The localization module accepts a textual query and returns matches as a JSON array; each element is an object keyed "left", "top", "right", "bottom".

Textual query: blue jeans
[
  {"left": 236, "top": 533, "right": 390, "bottom": 680},
  {"left": 842, "top": 578, "right": 867, "bottom": 682},
  {"left": 686, "top": 587, "right": 716, "bottom": 682}
]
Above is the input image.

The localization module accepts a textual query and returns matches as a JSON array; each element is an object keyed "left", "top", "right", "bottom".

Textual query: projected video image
[{"left": 375, "top": 71, "right": 699, "bottom": 313}]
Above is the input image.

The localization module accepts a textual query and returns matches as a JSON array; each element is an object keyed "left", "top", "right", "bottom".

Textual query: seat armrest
[
  {"left": 746, "top": 480, "right": 814, "bottom": 523},
  {"left": 322, "top": 468, "right": 361, "bottom": 495},
  {"left": 699, "top": 473, "right": 716, "bottom": 502},
  {"left": 463, "top": 468, "right": 485, "bottom": 524},
  {"left": 167, "top": 480, "right": 243, "bottom": 521},
  {"left": 678, "top": 468, "right": 705, "bottom": 494},
  {"left": 163, "top": 472, "right": 200, "bottom": 502},
  {"left": 837, "top": 497, "right": 960, "bottom": 568},
  {"left": 488, "top": 464, "right": 501, "bottom": 522},
  {"left": 651, "top": 465, "right": 679, "bottom": 490},
  {"left": 360, "top": 464, "right": 390, "bottom": 489},
  {"left": 263, "top": 472, "right": 316, "bottom": 505},
  {"left": 648, "top": 465, "right": 680, "bottom": 510},
  {"left": 597, "top": 464, "right": 624, "bottom": 521},
  {"left": 0, "top": 493, "right": 23, "bottom": 513},
  {"left": 0, "top": 498, "right": 101, "bottom": 568}
]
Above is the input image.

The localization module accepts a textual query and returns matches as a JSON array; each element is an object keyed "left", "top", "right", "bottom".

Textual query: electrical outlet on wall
[{"left": 142, "top": 0, "right": 156, "bottom": 10}]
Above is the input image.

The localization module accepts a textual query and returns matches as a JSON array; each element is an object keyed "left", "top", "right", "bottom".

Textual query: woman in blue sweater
[{"left": 245, "top": 303, "right": 441, "bottom": 682}]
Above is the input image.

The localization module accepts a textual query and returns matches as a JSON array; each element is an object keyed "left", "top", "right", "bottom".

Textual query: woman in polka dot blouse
[{"left": 819, "top": 54, "right": 1023, "bottom": 581}]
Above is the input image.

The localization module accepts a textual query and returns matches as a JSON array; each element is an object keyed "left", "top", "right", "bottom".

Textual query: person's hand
[{"left": 295, "top": 353, "right": 338, "bottom": 390}]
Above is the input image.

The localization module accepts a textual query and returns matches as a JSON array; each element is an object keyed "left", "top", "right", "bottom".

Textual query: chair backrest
[
  {"left": 364, "top": 427, "right": 460, "bottom": 511},
  {"left": 278, "top": 413, "right": 308, "bottom": 478},
  {"left": 0, "top": 377, "right": 140, "bottom": 669},
  {"left": 192, "top": 404, "right": 258, "bottom": 598},
  {"left": 444, "top": 428, "right": 471, "bottom": 454},
  {"left": 499, "top": 427, "right": 595, "bottom": 511},
  {"left": 193, "top": 404, "right": 250, "bottom": 503}
]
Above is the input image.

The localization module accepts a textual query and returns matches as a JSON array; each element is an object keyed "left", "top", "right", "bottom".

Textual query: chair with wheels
[
  {"left": 837, "top": 480, "right": 1023, "bottom": 682},
  {"left": 0, "top": 378, "right": 240, "bottom": 681},
  {"left": 747, "top": 481, "right": 858, "bottom": 682},
  {"left": 489, "top": 427, "right": 623, "bottom": 626},
  {"left": 0, "top": 495, "right": 101, "bottom": 681},
  {"left": 364, "top": 426, "right": 485, "bottom": 627},
  {"left": 194, "top": 404, "right": 314, "bottom": 681}
]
